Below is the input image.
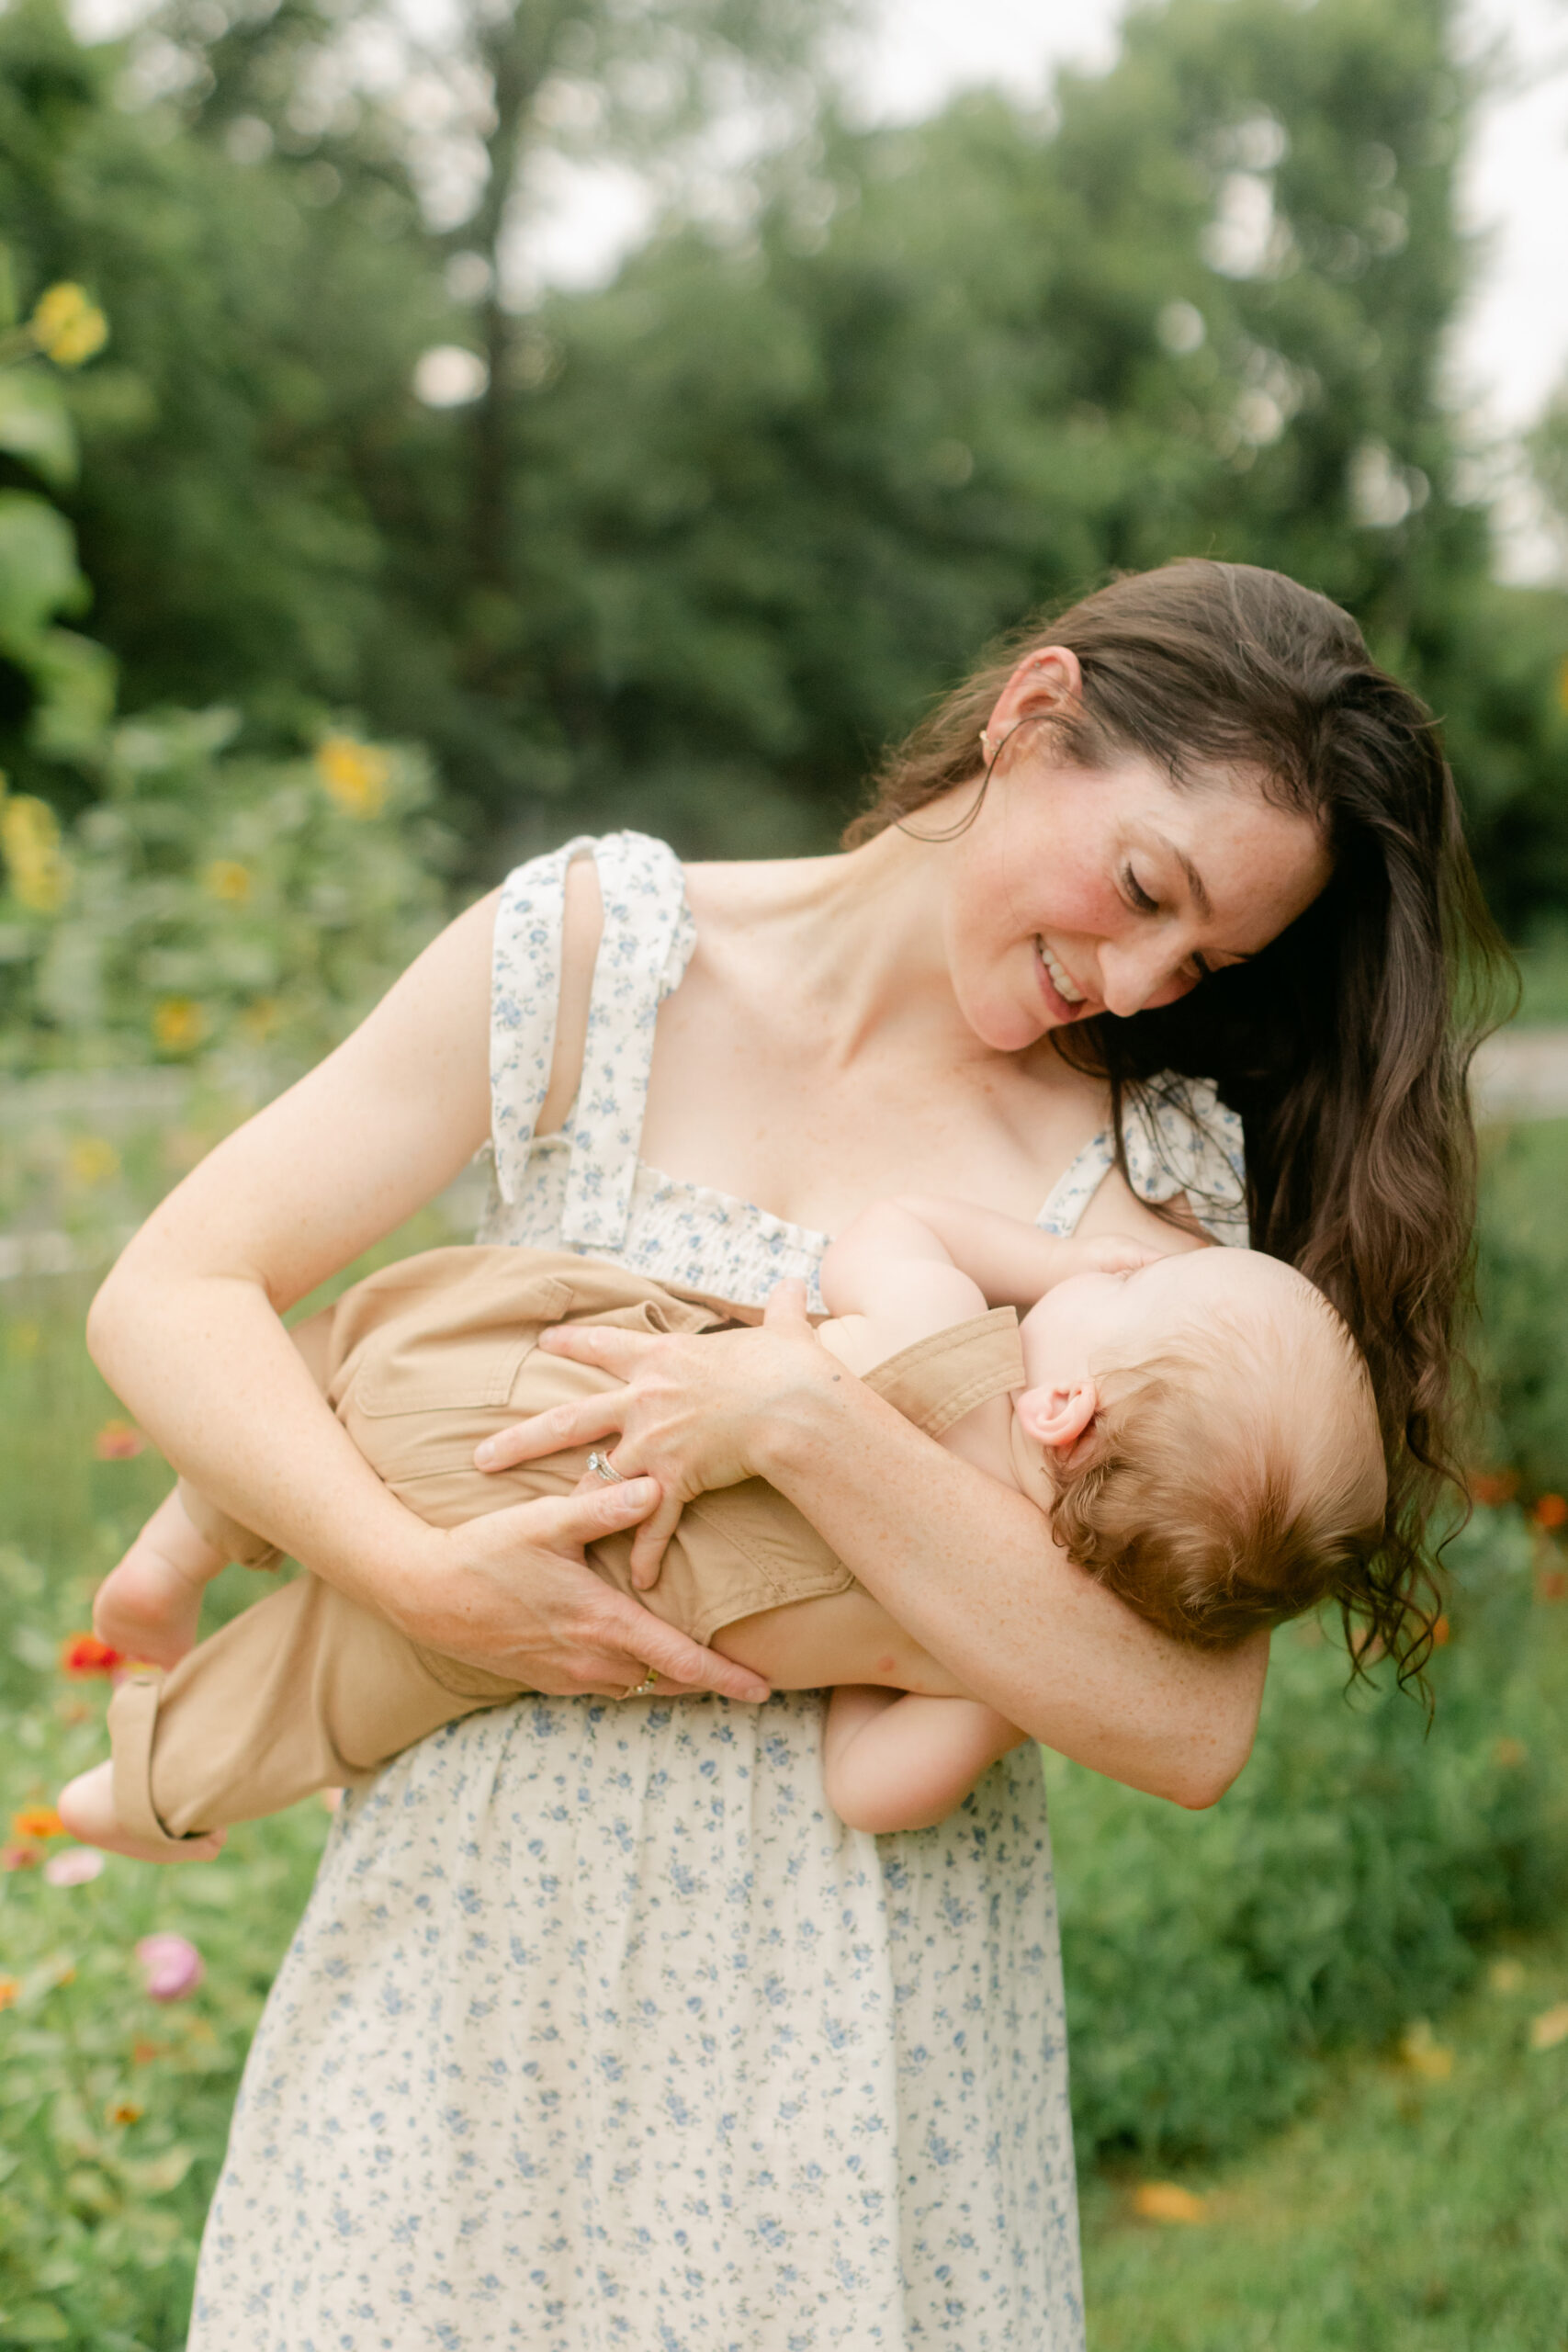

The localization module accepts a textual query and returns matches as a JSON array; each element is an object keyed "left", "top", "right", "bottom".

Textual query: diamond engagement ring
[
  {"left": 588, "top": 1451, "right": 624, "bottom": 1483},
  {"left": 617, "top": 1668, "right": 660, "bottom": 1701}
]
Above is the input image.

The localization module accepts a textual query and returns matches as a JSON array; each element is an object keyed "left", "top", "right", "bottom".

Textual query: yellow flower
[
  {"left": 152, "top": 997, "right": 209, "bottom": 1056},
  {"left": 315, "top": 735, "right": 390, "bottom": 819},
  {"left": 202, "top": 857, "right": 253, "bottom": 903},
  {"left": 0, "top": 791, "right": 70, "bottom": 912},
  {"left": 66, "top": 1135, "right": 120, "bottom": 1188},
  {"left": 29, "top": 282, "right": 108, "bottom": 368}
]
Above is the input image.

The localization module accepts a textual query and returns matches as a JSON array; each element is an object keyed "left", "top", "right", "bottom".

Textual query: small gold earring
[{"left": 978, "top": 728, "right": 994, "bottom": 762}]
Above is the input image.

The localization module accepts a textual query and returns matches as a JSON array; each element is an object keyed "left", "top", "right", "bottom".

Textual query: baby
[{"left": 59, "top": 1195, "right": 1385, "bottom": 1854}]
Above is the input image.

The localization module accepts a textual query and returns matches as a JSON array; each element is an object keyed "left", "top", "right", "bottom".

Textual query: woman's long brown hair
[{"left": 848, "top": 560, "right": 1513, "bottom": 1687}]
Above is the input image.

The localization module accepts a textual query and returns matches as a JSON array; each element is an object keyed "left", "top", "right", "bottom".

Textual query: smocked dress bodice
[{"left": 476, "top": 830, "right": 1248, "bottom": 1311}]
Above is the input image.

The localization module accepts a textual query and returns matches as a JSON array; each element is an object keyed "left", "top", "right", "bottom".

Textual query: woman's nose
[{"left": 1098, "top": 937, "right": 1193, "bottom": 1019}]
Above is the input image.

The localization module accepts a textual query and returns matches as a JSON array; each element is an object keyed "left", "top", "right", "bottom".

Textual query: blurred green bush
[
  {"left": 0, "top": 712, "right": 452, "bottom": 1082},
  {"left": 1055, "top": 1500, "right": 1568, "bottom": 2162}
]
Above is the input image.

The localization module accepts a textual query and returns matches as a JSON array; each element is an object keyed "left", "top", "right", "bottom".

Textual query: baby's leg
[
  {"left": 91, "top": 1487, "right": 227, "bottom": 1669},
  {"left": 821, "top": 1686, "right": 1030, "bottom": 1834}
]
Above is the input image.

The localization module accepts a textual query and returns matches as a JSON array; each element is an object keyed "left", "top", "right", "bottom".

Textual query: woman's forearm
[{"left": 756, "top": 1369, "right": 1267, "bottom": 1807}]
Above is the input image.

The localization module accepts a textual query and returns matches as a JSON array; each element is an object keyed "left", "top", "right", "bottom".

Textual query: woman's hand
[
  {"left": 394, "top": 1476, "right": 770, "bottom": 1702},
  {"left": 473, "top": 1282, "right": 835, "bottom": 1587}
]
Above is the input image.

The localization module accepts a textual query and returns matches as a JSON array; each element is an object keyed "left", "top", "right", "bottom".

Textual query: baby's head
[{"left": 1013, "top": 1247, "right": 1386, "bottom": 1647}]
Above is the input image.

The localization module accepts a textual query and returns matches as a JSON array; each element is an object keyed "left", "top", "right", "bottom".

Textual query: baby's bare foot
[
  {"left": 93, "top": 1489, "right": 224, "bottom": 1669},
  {"left": 57, "top": 1759, "right": 225, "bottom": 1865}
]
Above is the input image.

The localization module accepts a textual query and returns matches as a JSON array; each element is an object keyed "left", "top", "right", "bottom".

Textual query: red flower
[
  {"left": 61, "top": 1632, "right": 123, "bottom": 1679},
  {"left": 93, "top": 1419, "right": 145, "bottom": 1461},
  {"left": 1531, "top": 1493, "right": 1568, "bottom": 1531}
]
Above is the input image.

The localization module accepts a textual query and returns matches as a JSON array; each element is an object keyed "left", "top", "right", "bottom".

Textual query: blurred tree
[
  {"left": 488, "top": 0, "right": 1568, "bottom": 888},
  {"left": 5, "top": 0, "right": 1565, "bottom": 914}
]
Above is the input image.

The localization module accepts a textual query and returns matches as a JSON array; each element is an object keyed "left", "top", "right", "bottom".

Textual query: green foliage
[
  {"left": 0, "top": 713, "right": 454, "bottom": 1081},
  {"left": 1472, "top": 1116, "right": 1568, "bottom": 1500},
  {"left": 1053, "top": 1502, "right": 1568, "bottom": 2163},
  {"left": 1079, "top": 1917, "right": 1568, "bottom": 2350}
]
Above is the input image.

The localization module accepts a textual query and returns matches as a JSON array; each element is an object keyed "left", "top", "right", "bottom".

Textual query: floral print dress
[{"left": 189, "top": 831, "right": 1246, "bottom": 2352}]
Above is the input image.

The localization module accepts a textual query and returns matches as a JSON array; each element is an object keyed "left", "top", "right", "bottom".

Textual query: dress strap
[
  {"left": 489, "top": 833, "right": 594, "bottom": 1207},
  {"left": 1036, "top": 1076, "right": 1249, "bottom": 1246},
  {"left": 558, "top": 832, "right": 696, "bottom": 1249}
]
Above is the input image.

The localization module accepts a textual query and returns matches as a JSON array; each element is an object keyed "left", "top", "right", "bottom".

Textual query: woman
[{"left": 89, "top": 560, "right": 1492, "bottom": 2349}]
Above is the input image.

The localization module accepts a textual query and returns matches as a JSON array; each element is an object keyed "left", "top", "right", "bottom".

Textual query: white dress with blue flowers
[{"left": 189, "top": 832, "right": 1247, "bottom": 2352}]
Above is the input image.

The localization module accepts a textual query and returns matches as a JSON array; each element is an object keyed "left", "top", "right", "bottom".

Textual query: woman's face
[{"left": 943, "top": 652, "right": 1333, "bottom": 1053}]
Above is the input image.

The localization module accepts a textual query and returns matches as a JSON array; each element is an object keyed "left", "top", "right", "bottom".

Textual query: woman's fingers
[
  {"left": 475, "top": 1391, "right": 626, "bottom": 1472},
  {"left": 628, "top": 1485, "right": 689, "bottom": 1590},
  {"left": 534, "top": 1476, "right": 660, "bottom": 1551},
  {"left": 595, "top": 1596, "right": 769, "bottom": 1703},
  {"left": 538, "top": 1322, "right": 653, "bottom": 1372},
  {"left": 762, "top": 1276, "right": 813, "bottom": 1333}
]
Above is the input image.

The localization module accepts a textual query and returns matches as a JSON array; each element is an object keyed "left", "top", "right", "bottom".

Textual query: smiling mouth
[{"left": 1036, "top": 941, "right": 1098, "bottom": 1018}]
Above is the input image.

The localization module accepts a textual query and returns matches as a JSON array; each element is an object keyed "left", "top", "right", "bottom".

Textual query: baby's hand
[{"left": 1045, "top": 1232, "right": 1174, "bottom": 1285}]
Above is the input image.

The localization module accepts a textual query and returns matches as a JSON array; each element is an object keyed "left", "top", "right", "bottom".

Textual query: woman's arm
[
  {"left": 85, "top": 889, "right": 767, "bottom": 1703},
  {"left": 485, "top": 1287, "right": 1269, "bottom": 1805}
]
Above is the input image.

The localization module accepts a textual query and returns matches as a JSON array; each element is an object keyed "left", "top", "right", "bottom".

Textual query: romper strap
[
  {"left": 863, "top": 1308, "right": 1025, "bottom": 1437},
  {"left": 559, "top": 832, "right": 697, "bottom": 1249}
]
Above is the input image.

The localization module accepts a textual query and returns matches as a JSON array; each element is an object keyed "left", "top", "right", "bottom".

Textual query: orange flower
[
  {"left": 1469, "top": 1470, "right": 1518, "bottom": 1507},
  {"left": 0, "top": 1976, "right": 18, "bottom": 2009},
  {"left": 1431, "top": 1615, "right": 1450, "bottom": 1647},
  {"left": 1539, "top": 1566, "right": 1568, "bottom": 1604},
  {"left": 93, "top": 1419, "right": 145, "bottom": 1461},
  {"left": 106, "top": 2097, "right": 142, "bottom": 2126},
  {"left": 1493, "top": 1736, "right": 1529, "bottom": 1770},
  {"left": 131, "top": 2038, "right": 164, "bottom": 2066},
  {"left": 11, "top": 1805, "right": 63, "bottom": 1841},
  {"left": 1532, "top": 1493, "right": 1568, "bottom": 1531},
  {"left": 61, "top": 1632, "right": 123, "bottom": 1678},
  {"left": 1132, "top": 2182, "right": 1208, "bottom": 2224}
]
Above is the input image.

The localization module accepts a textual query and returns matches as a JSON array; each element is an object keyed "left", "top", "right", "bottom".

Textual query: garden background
[{"left": 3, "top": 0, "right": 1568, "bottom": 2342}]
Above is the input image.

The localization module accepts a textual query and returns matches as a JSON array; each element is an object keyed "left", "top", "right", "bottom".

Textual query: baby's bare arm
[{"left": 822, "top": 1685, "right": 1031, "bottom": 1833}]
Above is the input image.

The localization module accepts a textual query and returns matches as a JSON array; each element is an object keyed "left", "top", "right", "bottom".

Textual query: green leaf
[
  {"left": 28, "top": 629, "right": 117, "bottom": 760},
  {"left": 0, "top": 492, "right": 86, "bottom": 649},
  {"left": 0, "top": 2304, "right": 70, "bottom": 2343},
  {"left": 0, "top": 367, "right": 77, "bottom": 489}
]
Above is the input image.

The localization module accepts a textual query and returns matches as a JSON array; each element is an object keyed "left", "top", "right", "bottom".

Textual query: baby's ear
[{"left": 1015, "top": 1378, "right": 1099, "bottom": 1455}]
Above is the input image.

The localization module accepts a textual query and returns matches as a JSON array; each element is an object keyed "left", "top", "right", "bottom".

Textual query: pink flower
[
  {"left": 45, "top": 1848, "right": 106, "bottom": 1887},
  {"left": 134, "top": 1933, "right": 204, "bottom": 2001}
]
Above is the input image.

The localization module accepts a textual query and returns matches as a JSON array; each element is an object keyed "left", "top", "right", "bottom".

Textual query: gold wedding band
[{"left": 617, "top": 1668, "right": 660, "bottom": 1702}]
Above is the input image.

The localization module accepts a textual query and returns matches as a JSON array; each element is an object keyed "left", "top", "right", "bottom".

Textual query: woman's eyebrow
[{"left": 1154, "top": 833, "right": 1213, "bottom": 919}]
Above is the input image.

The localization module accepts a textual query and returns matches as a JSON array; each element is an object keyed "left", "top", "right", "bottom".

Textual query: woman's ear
[{"left": 1015, "top": 1377, "right": 1099, "bottom": 1454}]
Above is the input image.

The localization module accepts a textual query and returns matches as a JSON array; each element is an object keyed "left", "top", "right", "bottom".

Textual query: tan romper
[{"left": 107, "top": 1245, "right": 1025, "bottom": 1850}]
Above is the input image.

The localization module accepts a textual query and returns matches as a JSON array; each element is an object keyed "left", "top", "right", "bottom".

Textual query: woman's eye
[{"left": 1122, "top": 865, "right": 1158, "bottom": 914}]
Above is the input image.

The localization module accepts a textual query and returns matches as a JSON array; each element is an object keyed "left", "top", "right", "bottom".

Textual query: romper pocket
[{"left": 344, "top": 1274, "right": 577, "bottom": 1419}]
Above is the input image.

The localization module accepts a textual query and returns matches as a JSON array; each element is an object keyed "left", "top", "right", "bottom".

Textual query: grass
[{"left": 1081, "top": 1920, "right": 1568, "bottom": 2351}]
